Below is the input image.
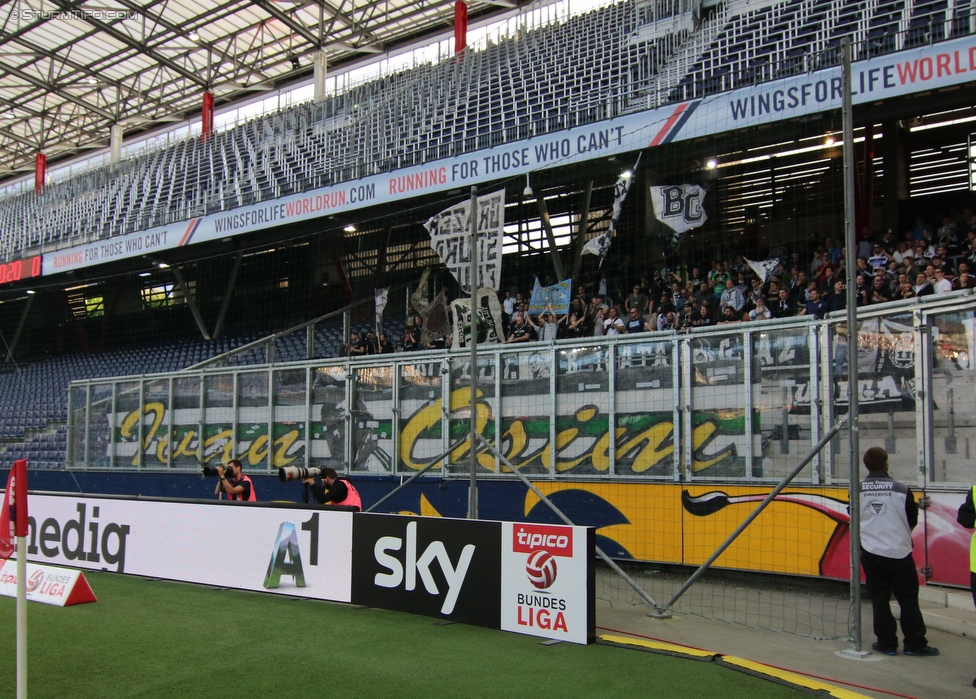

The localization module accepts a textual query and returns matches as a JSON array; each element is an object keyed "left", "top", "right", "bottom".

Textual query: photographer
[
  {"left": 215, "top": 459, "right": 256, "bottom": 501},
  {"left": 303, "top": 468, "right": 362, "bottom": 511}
]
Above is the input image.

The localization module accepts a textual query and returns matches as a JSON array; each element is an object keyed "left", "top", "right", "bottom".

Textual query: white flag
[
  {"left": 374, "top": 287, "right": 389, "bottom": 328},
  {"left": 424, "top": 190, "right": 505, "bottom": 293},
  {"left": 744, "top": 257, "right": 780, "bottom": 284},
  {"left": 650, "top": 184, "right": 707, "bottom": 249},
  {"left": 582, "top": 232, "right": 612, "bottom": 259}
]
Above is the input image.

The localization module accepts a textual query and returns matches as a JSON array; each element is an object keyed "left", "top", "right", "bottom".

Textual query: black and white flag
[
  {"left": 424, "top": 190, "right": 505, "bottom": 293},
  {"left": 451, "top": 289, "right": 504, "bottom": 348},
  {"left": 582, "top": 154, "right": 641, "bottom": 266},
  {"left": 650, "top": 184, "right": 707, "bottom": 249},
  {"left": 744, "top": 257, "right": 780, "bottom": 284}
]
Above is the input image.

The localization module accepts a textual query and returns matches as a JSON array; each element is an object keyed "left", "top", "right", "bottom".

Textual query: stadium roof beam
[
  {"left": 248, "top": 0, "right": 323, "bottom": 47},
  {"left": 52, "top": 0, "right": 211, "bottom": 90},
  {"left": 0, "top": 62, "right": 117, "bottom": 123}
]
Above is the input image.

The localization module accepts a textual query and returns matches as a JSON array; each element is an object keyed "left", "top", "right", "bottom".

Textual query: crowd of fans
[{"left": 345, "top": 211, "right": 976, "bottom": 353}]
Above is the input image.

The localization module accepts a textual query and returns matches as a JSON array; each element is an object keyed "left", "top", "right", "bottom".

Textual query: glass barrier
[
  {"left": 929, "top": 310, "right": 976, "bottom": 484},
  {"left": 309, "top": 365, "right": 347, "bottom": 470},
  {"left": 203, "top": 373, "right": 235, "bottom": 467},
  {"left": 613, "top": 340, "right": 676, "bottom": 477},
  {"left": 351, "top": 365, "right": 395, "bottom": 473},
  {"left": 753, "top": 327, "right": 817, "bottom": 481},
  {"left": 556, "top": 343, "right": 611, "bottom": 476},
  {"left": 500, "top": 348, "right": 553, "bottom": 475},
  {"left": 113, "top": 381, "right": 141, "bottom": 468},
  {"left": 237, "top": 371, "right": 270, "bottom": 469},
  {"left": 65, "top": 297, "right": 976, "bottom": 486},
  {"left": 272, "top": 368, "right": 307, "bottom": 471},
  {"left": 447, "top": 355, "right": 498, "bottom": 475},
  {"left": 399, "top": 359, "right": 445, "bottom": 473},
  {"left": 688, "top": 332, "right": 749, "bottom": 479},
  {"left": 172, "top": 376, "right": 202, "bottom": 468}
]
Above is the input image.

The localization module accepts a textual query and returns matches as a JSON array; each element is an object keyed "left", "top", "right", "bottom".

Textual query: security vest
[
  {"left": 970, "top": 486, "right": 976, "bottom": 573},
  {"left": 859, "top": 472, "right": 913, "bottom": 559},
  {"left": 335, "top": 478, "right": 362, "bottom": 511},
  {"left": 231, "top": 474, "right": 257, "bottom": 502}
]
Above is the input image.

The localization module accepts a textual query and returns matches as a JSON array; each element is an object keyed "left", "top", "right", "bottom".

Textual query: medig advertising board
[
  {"left": 19, "top": 493, "right": 353, "bottom": 602},
  {"left": 18, "top": 493, "right": 593, "bottom": 643}
]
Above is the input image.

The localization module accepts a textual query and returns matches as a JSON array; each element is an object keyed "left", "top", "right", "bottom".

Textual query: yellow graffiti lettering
[
  {"left": 692, "top": 422, "right": 736, "bottom": 471},
  {"left": 155, "top": 434, "right": 170, "bottom": 463},
  {"left": 203, "top": 429, "right": 234, "bottom": 464},
  {"left": 589, "top": 428, "right": 625, "bottom": 472},
  {"left": 247, "top": 435, "right": 269, "bottom": 466},
  {"left": 400, "top": 400, "right": 443, "bottom": 470},
  {"left": 620, "top": 422, "right": 674, "bottom": 473},
  {"left": 119, "top": 402, "right": 165, "bottom": 466},
  {"left": 174, "top": 430, "right": 200, "bottom": 460},
  {"left": 500, "top": 421, "right": 528, "bottom": 472},
  {"left": 272, "top": 430, "right": 301, "bottom": 467}
]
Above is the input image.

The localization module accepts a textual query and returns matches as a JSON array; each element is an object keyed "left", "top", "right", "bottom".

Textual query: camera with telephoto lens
[
  {"left": 201, "top": 464, "right": 233, "bottom": 478},
  {"left": 278, "top": 466, "right": 325, "bottom": 482}
]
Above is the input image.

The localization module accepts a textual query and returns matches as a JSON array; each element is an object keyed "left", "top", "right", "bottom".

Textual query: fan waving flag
[
  {"left": 650, "top": 184, "right": 708, "bottom": 251},
  {"left": 583, "top": 153, "right": 641, "bottom": 267},
  {"left": 424, "top": 190, "right": 505, "bottom": 293},
  {"left": 745, "top": 257, "right": 780, "bottom": 284},
  {"left": 528, "top": 278, "right": 572, "bottom": 315}
]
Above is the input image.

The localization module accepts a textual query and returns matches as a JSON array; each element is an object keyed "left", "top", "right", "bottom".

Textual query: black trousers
[{"left": 861, "top": 549, "right": 928, "bottom": 651}]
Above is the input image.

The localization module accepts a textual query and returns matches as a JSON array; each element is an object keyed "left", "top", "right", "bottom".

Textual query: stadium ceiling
[{"left": 0, "top": 0, "right": 518, "bottom": 182}]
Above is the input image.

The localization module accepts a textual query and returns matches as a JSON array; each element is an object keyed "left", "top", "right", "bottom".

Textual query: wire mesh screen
[{"left": 595, "top": 564, "right": 851, "bottom": 640}]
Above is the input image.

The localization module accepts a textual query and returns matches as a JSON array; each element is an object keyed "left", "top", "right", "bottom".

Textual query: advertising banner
[
  {"left": 0, "top": 559, "right": 97, "bottom": 607},
  {"left": 41, "top": 35, "right": 976, "bottom": 277},
  {"left": 500, "top": 522, "right": 594, "bottom": 645},
  {"left": 351, "top": 513, "right": 501, "bottom": 628},
  {"left": 20, "top": 494, "right": 353, "bottom": 602}
]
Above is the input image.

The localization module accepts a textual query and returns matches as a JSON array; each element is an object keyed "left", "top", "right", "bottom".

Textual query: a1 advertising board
[
  {"left": 351, "top": 514, "right": 502, "bottom": 628},
  {"left": 20, "top": 494, "right": 353, "bottom": 602},
  {"left": 500, "top": 523, "right": 594, "bottom": 645}
]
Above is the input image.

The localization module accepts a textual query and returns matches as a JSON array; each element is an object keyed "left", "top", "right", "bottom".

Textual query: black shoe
[
  {"left": 971, "top": 677, "right": 976, "bottom": 689},
  {"left": 871, "top": 642, "right": 897, "bottom": 656},
  {"left": 903, "top": 646, "right": 939, "bottom": 657}
]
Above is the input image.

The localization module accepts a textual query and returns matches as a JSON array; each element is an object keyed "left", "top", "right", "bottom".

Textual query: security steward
[
  {"left": 216, "top": 459, "right": 256, "bottom": 501},
  {"left": 303, "top": 467, "right": 362, "bottom": 511},
  {"left": 859, "top": 447, "right": 937, "bottom": 657}
]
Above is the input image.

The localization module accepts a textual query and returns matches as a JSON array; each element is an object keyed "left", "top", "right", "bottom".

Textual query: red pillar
[
  {"left": 34, "top": 153, "right": 46, "bottom": 192},
  {"left": 454, "top": 1, "right": 468, "bottom": 55},
  {"left": 201, "top": 91, "right": 214, "bottom": 142}
]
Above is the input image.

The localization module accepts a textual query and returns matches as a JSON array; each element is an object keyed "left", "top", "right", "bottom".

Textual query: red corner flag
[{"left": 0, "top": 459, "right": 27, "bottom": 559}]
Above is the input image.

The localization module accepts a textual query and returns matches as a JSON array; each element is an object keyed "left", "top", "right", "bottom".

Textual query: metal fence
[{"left": 67, "top": 292, "right": 975, "bottom": 488}]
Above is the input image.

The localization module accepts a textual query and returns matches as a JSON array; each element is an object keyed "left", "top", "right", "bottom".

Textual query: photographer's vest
[
  {"left": 335, "top": 479, "right": 362, "bottom": 511},
  {"left": 231, "top": 474, "right": 257, "bottom": 502},
  {"left": 970, "top": 486, "right": 976, "bottom": 573}
]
